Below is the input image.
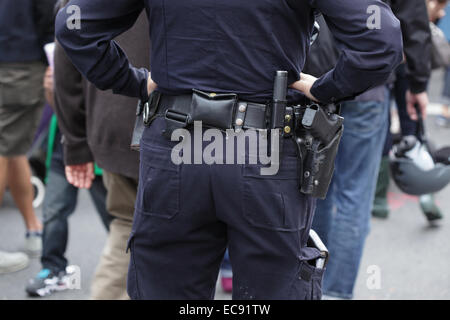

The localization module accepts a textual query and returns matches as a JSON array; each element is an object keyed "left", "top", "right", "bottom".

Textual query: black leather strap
[{"left": 153, "top": 92, "right": 269, "bottom": 130}]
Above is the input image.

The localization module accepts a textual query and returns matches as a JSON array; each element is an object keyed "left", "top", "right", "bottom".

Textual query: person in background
[
  {"left": 52, "top": 0, "right": 150, "bottom": 299},
  {"left": 0, "top": 0, "right": 57, "bottom": 257},
  {"left": 26, "top": 63, "right": 112, "bottom": 297},
  {"left": 373, "top": 0, "right": 447, "bottom": 224},
  {"left": 437, "top": 2, "right": 450, "bottom": 127},
  {"left": 311, "top": 0, "right": 432, "bottom": 299},
  {"left": 306, "top": 16, "right": 391, "bottom": 300}
]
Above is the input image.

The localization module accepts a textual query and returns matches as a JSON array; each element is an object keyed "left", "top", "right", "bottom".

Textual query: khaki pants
[
  {"left": 0, "top": 62, "right": 45, "bottom": 156},
  {"left": 90, "top": 171, "right": 138, "bottom": 300}
]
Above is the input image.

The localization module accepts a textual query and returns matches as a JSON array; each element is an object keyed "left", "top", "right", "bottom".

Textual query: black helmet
[
  {"left": 433, "top": 146, "right": 450, "bottom": 165},
  {"left": 390, "top": 135, "right": 450, "bottom": 196}
]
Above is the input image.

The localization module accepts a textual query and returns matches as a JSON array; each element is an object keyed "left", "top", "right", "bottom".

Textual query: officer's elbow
[{"left": 55, "top": 7, "right": 80, "bottom": 57}]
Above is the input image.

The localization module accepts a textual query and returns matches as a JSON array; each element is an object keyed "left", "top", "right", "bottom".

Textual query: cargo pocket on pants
[
  {"left": 136, "top": 143, "right": 181, "bottom": 219},
  {"left": 291, "top": 261, "right": 325, "bottom": 300}
]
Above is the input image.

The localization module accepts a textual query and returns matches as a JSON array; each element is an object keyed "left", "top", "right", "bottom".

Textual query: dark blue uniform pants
[{"left": 127, "top": 118, "right": 323, "bottom": 300}]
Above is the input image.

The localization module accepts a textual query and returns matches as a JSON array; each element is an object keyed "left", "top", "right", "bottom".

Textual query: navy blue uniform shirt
[{"left": 55, "top": 0, "right": 403, "bottom": 104}]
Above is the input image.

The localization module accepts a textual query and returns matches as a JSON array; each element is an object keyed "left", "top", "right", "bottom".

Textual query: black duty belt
[
  {"left": 133, "top": 88, "right": 345, "bottom": 200},
  {"left": 138, "top": 90, "right": 295, "bottom": 136}
]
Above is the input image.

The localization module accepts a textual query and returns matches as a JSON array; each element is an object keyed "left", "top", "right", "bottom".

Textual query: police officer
[{"left": 55, "top": 0, "right": 403, "bottom": 300}]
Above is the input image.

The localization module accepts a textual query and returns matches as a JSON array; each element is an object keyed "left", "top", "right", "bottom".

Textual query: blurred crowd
[{"left": 0, "top": 0, "right": 449, "bottom": 300}]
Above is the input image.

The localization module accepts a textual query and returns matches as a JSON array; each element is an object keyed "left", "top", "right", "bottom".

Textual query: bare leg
[
  {"left": 7, "top": 156, "right": 42, "bottom": 232},
  {"left": 443, "top": 104, "right": 450, "bottom": 119},
  {"left": 0, "top": 156, "right": 8, "bottom": 205}
]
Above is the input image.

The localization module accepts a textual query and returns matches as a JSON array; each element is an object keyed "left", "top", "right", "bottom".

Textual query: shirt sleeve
[
  {"left": 53, "top": 41, "right": 94, "bottom": 166},
  {"left": 308, "top": 0, "right": 404, "bottom": 104},
  {"left": 55, "top": 0, "right": 149, "bottom": 102},
  {"left": 390, "top": 0, "right": 432, "bottom": 94}
]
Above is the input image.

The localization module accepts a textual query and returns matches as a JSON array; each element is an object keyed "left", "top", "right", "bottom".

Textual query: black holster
[{"left": 293, "top": 103, "right": 344, "bottom": 200}]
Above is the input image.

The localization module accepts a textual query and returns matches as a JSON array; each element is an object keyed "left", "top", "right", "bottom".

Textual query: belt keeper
[
  {"left": 234, "top": 102, "right": 248, "bottom": 132},
  {"left": 283, "top": 106, "right": 294, "bottom": 138}
]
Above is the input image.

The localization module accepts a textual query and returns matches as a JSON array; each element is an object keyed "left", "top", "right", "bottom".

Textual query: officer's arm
[
  {"left": 390, "top": 0, "right": 432, "bottom": 94},
  {"left": 55, "top": 0, "right": 148, "bottom": 102},
  {"left": 308, "top": 0, "right": 403, "bottom": 104}
]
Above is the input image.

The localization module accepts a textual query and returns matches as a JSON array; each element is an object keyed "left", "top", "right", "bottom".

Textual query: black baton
[{"left": 271, "top": 71, "right": 288, "bottom": 129}]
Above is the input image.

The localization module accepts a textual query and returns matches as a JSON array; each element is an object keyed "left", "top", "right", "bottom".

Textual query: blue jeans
[
  {"left": 41, "top": 144, "right": 112, "bottom": 273},
  {"left": 312, "top": 93, "right": 389, "bottom": 299}
]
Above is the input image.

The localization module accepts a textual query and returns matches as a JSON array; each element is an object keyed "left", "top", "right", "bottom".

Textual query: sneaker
[
  {"left": 0, "top": 251, "right": 29, "bottom": 274},
  {"left": 26, "top": 269, "right": 69, "bottom": 297},
  {"left": 221, "top": 277, "right": 233, "bottom": 293},
  {"left": 420, "top": 194, "right": 443, "bottom": 226},
  {"left": 25, "top": 231, "right": 42, "bottom": 258}
]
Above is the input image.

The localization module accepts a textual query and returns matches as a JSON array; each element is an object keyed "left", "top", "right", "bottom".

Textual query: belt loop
[{"left": 234, "top": 101, "right": 248, "bottom": 132}]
